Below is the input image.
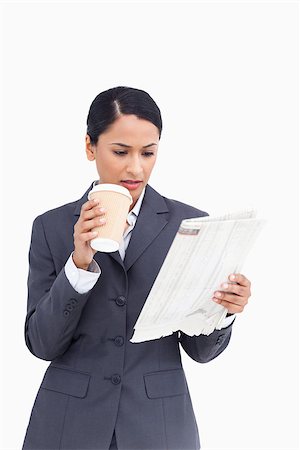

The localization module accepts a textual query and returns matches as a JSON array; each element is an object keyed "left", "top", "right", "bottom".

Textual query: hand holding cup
[
  {"left": 87, "top": 183, "right": 132, "bottom": 252},
  {"left": 72, "top": 198, "right": 106, "bottom": 270}
]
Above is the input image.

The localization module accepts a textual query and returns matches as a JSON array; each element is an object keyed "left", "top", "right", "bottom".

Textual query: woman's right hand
[{"left": 72, "top": 198, "right": 106, "bottom": 270}]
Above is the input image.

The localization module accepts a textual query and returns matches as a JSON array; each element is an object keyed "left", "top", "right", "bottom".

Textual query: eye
[
  {"left": 113, "top": 151, "right": 154, "bottom": 157},
  {"left": 113, "top": 151, "right": 127, "bottom": 156}
]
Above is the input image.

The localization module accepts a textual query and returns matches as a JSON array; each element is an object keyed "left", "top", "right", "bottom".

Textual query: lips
[
  {"left": 121, "top": 180, "right": 142, "bottom": 184},
  {"left": 120, "top": 180, "right": 142, "bottom": 190}
]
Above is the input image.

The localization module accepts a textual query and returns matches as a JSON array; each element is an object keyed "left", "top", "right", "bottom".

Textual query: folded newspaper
[{"left": 130, "top": 209, "right": 266, "bottom": 343}]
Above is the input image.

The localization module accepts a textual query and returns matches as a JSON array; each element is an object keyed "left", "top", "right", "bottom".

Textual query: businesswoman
[{"left": 22, "top": 86, "right": 251, "bottom": 450}]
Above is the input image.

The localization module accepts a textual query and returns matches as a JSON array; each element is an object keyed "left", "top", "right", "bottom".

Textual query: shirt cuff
[
  {"left": 218, "top": 313, "right": 236, "bottom": 328},
  {"left": 64, "top": 252, "right": 101, "bottom": 294}
]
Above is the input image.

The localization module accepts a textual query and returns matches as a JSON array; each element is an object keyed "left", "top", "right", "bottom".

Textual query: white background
[{"left": 1, "top": 1, "right": 299, "bottom": 449}]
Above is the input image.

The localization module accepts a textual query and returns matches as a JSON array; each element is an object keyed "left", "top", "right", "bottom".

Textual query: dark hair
[{"left": 86, "top": 86, "right": 163, "bottom": 146}]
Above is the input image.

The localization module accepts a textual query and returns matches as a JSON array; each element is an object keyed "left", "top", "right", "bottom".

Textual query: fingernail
[
  {"left": 215, "top": 292, "right": 222, "bottom": 297},
  {"left": 230, "top": 274, "right": 236, "bottom": 281},
  {"left": 222, "top": 283, "right": 229, "bottom": 289}
]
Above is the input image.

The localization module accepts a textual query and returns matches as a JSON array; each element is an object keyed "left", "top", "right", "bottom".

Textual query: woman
[{"left": 22, "top": 86, "right": 251, "bottom": 450}]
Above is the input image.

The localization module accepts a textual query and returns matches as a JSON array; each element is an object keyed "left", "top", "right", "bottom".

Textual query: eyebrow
[{"left": 109, "top": 142, "right": 157, "bottom": 148}]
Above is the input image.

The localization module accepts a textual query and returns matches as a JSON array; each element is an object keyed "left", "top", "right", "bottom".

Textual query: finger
[
  {"left": 212, "top": 298, "right": 245, "bottom": 313},
  {"left": 213, "top": 291, "right": 247, "bottom": 306},
  {"left": 78, "top": 200, "right": 98, "bottom": 222},
  {"left": 83, "top": 198, "right": 100, "bottom": 211},
  {"left": 75, "top": 230, "right": 99, "bottom": 243},
  {"left": 228, "top": 273, "right": 251, "bottom": 287},
  {"left": 82, "top": 206, "right": 106, "bottom": 222},
  {"left": 81, "top": 203, "right": 106, "bottom": 221},
  {"left": 217, "top": 282, "right": 247, "bottom": 297},
  {"left": 80, "top": 216, "right": 106, "bottom": 233}
]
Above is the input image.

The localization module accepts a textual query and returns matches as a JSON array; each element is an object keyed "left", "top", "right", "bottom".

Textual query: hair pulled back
[{"left": 86, "top": 86, "right": 163, "bottom": 146}]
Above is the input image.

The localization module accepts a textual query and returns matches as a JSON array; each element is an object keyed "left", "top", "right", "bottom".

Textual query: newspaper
[{"left": 130, "top": 209, "right": 266, "bottom": 343}]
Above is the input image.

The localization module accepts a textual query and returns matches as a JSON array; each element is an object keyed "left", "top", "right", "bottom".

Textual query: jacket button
[
  {"left": 115, "top": 296, "right": 126, "bottom": 306},
  {"left": 216, "top": 335, "right": 225, "bottom": 345},
  {"left": 63, "top": 310, "right": 70, "bottom": 317},
  {"left": 114, "top": 336, "right": 124, "bottom": 346},
  {"left": 70, "top": 299, "right": 77, "bottom": 306},
  {"left": 66, "top": 304, "right": 73, "bottom": 311},
  {"left": 111, "top": 374, "right": 121, "bottom": 385}
]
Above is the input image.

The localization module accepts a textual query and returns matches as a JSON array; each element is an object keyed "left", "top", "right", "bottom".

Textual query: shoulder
[
  {"left": 29, "top": 199, "right": 79, "bottom": 259},
  {"left": 28, "top": 201, "right": 77, "bottom": 262},
  {"left": 32, "top": 182, "right": 94, "bottom": 226},
  {"left": 34, "top": 200, "right": 76, "bottom": 221}
]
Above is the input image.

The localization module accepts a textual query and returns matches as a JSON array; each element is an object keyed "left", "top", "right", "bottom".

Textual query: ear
[{"left": 85, "top": 134, "right": 96, "bottom": 161}]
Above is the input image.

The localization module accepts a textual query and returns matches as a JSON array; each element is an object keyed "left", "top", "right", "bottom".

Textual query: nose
[{"left": 126, "top": 154, "right": 143, "bottom": 177}]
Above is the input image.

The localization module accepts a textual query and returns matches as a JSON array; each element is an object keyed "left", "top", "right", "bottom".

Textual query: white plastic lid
[
  {"left": 88, "top": 183, "right": 133, "bottom": 204},
  {"left": 90, "top": 237, "right": 120, "bottom": 253}
]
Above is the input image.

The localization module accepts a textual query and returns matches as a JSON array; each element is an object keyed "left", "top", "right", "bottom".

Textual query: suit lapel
[
  {"left": 123, "top": 185, "right": 169, "bottom": 271},
  {"left": 74, "top": 182, "right": 169, "bottom": 271}
]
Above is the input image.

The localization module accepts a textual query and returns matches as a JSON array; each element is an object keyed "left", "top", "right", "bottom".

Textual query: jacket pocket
[
  {"left": 41, "top": 365, "right": 91, "bottom": 398},
  {"left": 143, "top": 368, "right": 188, "bottom": 399}
]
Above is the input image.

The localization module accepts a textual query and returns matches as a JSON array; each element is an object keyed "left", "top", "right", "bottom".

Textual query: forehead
[{"left": 100, "top": 114, "right": 159, "bottom": 143}]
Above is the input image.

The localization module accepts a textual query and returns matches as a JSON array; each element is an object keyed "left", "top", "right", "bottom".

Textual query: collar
[{"left": 127, "top": 186, "right": 145, "bottom": 224}]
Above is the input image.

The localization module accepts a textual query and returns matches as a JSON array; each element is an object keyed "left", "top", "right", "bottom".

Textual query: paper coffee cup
[{"left": 87, "top": 183, "right": 133, "bottom": 252}]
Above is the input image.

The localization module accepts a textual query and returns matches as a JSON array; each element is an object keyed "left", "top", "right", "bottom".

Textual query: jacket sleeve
[
  {"left": 178, "top": 319, "right": 235, "bottom": 363},
  {"left": 24, "top": 215, "right": 94, "bottom": 361}
]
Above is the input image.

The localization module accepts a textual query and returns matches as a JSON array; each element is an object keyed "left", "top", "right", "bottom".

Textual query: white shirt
[{"left": 64, "top": 180, "right": 235, "bottom": 329}]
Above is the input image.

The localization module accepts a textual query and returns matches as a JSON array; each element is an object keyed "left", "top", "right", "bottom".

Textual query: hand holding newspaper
[{"left": 130, "top": 209, "right": 266, "bottom": 343}]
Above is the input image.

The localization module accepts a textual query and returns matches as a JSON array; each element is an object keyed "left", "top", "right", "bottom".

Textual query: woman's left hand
[{"left": 212, "top": 273, "right": 251, "bottom": 314}]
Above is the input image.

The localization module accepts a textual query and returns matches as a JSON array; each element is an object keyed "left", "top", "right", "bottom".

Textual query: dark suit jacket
[{"left": 22, "top": 182, "right": 234, "bottom": 450}]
